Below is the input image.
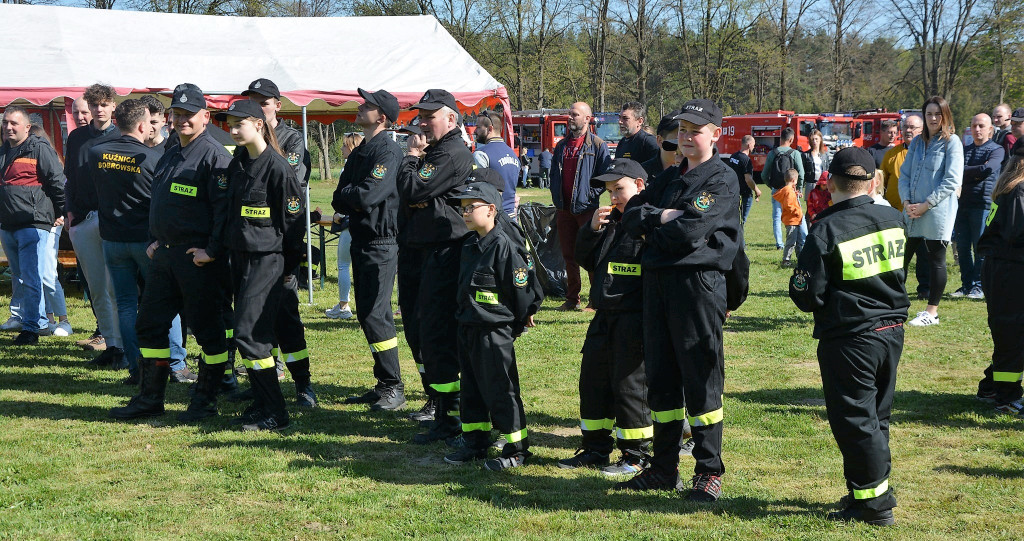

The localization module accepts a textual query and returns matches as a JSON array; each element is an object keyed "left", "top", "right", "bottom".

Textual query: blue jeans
[
  {"left": 43, "top": 225, "right": 67, "bottom": 317},
  {"left": 740, "top": 194, "right": 754, "bottom": 224},
  {"left": 954, "top": 207, "right": 990, "bottom": 290},
  {"left": 0, "top": 227, "right": 50, "bottom": 333},
  {"left": 336, "top": 229, "right": 352, "bottom": 304},
  {"left": 102, "top": 240, "right": 185, "bottom": 374},
  {"left": 771, "top": 189, "right": 808, "bottom": 248}
]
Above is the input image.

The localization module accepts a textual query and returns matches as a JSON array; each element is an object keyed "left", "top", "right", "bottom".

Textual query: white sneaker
[
  {"left": 951, "top": 287, "right": 967, "bottom": 298},
  {"left": 53, "top": 321, "right": 73, "bottom": 337},
  {"left": 0, "top": 317, "right": 23, "bottom": 331},
  {"left": 966, "top": 286, "right": 985, "bottom": 300},
  {"left": 324, "top": 304, "right": 353, "bottom": 320},
  {"left": 907, "top": 311, "right": 940, "bottom": 327}
]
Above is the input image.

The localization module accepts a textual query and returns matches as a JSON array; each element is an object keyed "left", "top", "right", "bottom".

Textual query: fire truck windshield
[
  {"left": 819, "top": 122, "right": 851, "bottom": 138},
  {"left": 593, "top": 113, "right": 622, "bottom": 144}
]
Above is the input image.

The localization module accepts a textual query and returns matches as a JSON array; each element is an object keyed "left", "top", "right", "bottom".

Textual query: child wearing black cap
[
  {"left": 441, "top": 181, "right": 543, "bottom": 471},
  {"left": 557, "top": 158, "right": 654, "bottom": 476},
  {"left": 620, "top": 98, "right": 740, "bottom": 501},
  {"left": 789, "top": 146, "right": 909, "bottom": 526}
]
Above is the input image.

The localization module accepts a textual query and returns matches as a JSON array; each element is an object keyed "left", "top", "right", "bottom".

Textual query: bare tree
[
  {"left": 819, "top": 0, "right": 871, "bottom": 110},
  {"left": 677, "top": 0, "right": 758, "bottom": 103},
  {"left": 890, "top": 0, "right": 985, "bottom": 99},
  {"left": 611, "top": 0, "right": 670, "bottom": 104},
  {"left": 533, "top": 0, "right": 571, "bottom": 108},
  {"left": 765, "top": 0, "right": 817, "bottom": 109},
  {"left": 583, "top": 0, "right": 611, "bottom": 111}
]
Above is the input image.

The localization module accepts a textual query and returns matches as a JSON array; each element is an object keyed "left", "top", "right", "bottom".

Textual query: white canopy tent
[{"left": 0, "top": 3, "right": 512, "bottom": 302}]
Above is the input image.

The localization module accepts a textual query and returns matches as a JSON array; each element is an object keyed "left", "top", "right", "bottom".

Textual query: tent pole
[{"left": 302, "top": 105, "right": 313, "bottom": 305}]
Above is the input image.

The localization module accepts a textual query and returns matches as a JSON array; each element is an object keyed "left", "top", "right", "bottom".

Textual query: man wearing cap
[
  {"left": 244, "top": 77, "right": 317, "bottom": 407},
  {"left": 616, "top": 102, "right": 659, "bottom": 164},
  {"left": 790, "top": 146, "right": 908, "bottom": 526},
  {"left": 110, "top": 83, "right": 230, "bottom": 420},
  {"left": 472, "top": 110, "right": 519, "bottom": 216},
  {"left": 549, "top": 101, "right": 612, "bottom": 311},
  {"left": 398, "top": 88, "right": 475, "bottom": 444},
  {"left": 332, "top": 88, "right": 406, "bottom": 411},
  {"left": 1008, "top": 107, "right": 1024, "bottom": 156},
  {"left": 620, "top": 99, "right": 739, "bottom": 501}
]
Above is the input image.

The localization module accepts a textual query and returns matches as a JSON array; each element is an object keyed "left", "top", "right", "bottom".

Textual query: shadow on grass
[
  {"left": 934, "top": 465, "right": 1024, "bottom": 479},
  {"left": 724, "top": 314, "right": 809, "bottom": 333}
]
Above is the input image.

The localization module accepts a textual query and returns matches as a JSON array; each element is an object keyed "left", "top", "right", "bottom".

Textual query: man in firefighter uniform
[
  {"left": 332, "top": 88, "right": 405, "bottom": 411},
  {"left": 110, "top": 83, "right": 231, "bottom": 421},
  {"left": 398, "top": 89, "right": 475, "bottom": 443},
  {"left": 244, "top": 77, "right": 316, "bottom": 407},
  {"left": 790, "top": 147, "right": 909, "bottom": 526}
]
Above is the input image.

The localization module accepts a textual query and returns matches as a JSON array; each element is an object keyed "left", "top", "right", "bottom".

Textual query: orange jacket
[{"left": 772, "top": 185, "right": 803, "bottom": 225}]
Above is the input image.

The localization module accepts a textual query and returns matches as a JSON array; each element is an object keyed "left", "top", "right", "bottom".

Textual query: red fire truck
[
  {"left": 716, "top": 110, "right": 819, "bottom": 173},
  {"left": 510, "top": 110, "right": 621, "bottom": 180}
]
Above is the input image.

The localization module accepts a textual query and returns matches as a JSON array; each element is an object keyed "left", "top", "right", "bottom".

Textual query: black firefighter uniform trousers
[
  {"left": 579, "top": 310, "right": 652, "bottom": 455},
  {"left": 458, "top": 324, "right": 528, "bottom": 456},
  {"left": 352, "top": 240, "right": 402, "bottom": 389},
  {"left": 643, "top": 267, "right": 726, "bottom": 476},
  {"left": 272, "top": 267, "right": 312, "bottom": 386},
  {"left": 398, "top": 244, "right": 429, "bottom": 396},
  {"left": 417, "top": 241, "right": 462, "bottom": 398},
  {"left": 977, "top": 258, "right": 1024, "bottom": 405},
  {"left": 817, "top": 323, "right": 902, "bottom": 512},
  {"left": 232, "top": 250, "right": 289, "bottom": 418},
  {"left": 136, "top": 245, "right": 228, "bottom": 374}
]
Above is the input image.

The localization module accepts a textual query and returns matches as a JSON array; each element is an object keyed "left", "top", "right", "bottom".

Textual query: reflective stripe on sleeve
[
  {"left": 369, "top": 337, "right": 398, "bottom": 353},
  {"left": 853, "top": 479, "right": 889, "bottom": 500},
  {"left": 987, "top": 203, "right": 999, "bottom": 226}
]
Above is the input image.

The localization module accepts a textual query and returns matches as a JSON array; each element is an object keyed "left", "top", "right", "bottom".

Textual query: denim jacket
[{"left": 898, "top": 134, "right": 964, "bottom": 241}]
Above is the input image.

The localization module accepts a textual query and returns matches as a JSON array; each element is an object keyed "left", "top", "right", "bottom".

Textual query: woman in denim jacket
[{"left": 898, "top": 96, "right": 964, "bottom": 326}]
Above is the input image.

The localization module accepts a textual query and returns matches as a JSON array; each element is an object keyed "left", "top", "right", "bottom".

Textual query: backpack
[{"left": 768, "top": 148, "right": 796, "bottom": 190}]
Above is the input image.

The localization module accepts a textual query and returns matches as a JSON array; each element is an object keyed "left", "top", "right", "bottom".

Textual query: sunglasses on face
[{"left": 661, "top": 140, "right": 678, "bottom": 152}]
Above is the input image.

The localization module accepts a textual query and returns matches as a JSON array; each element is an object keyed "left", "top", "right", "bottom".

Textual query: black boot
[
  {"left": 109, "top": 358, "right": 170, "bottom": 419},
  {"left": 412, "top": 394, "right": 461, "bottom": 444},
  {"left": 241, "top": 366, "right": 290, "bottom": 431},
  {"left": 178, "top": 362, "right": 222, "bottom": 423}
]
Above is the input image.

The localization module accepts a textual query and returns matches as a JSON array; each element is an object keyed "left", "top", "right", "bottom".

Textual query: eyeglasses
[
  {"left": 459, "top": 203, "right": 490, "bottom": 215},
  {"left": 661, "top": 140, "right": 678, "bottom": 152}
]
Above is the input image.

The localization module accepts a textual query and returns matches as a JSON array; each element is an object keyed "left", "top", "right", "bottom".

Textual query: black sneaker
[
  {"left": 412, "top": 423, "right": 461, "bottom": 445},
  {"left": 87, "top": 347, "right": 123, "bottom": 369},
  {"left": 484, "top": 452, "right": 529, "bottom": 471},
  {"left": 177, "top": 401, "right": 218, "bottom": 423},
  {"left": 686, "top": 473, "right": 723, "bottom": 502},
  {"left": 241, "top": 415, "right": 289, "bottom": 432},
  {"left": 976, "top": 389, "right": 998, "bottom": 404},
  {"left": 230, "top": 404, "right": 264, "bottom": 426},
  {"left": 557, "top": 449, "right": 610, "bottom": 469},
  {"left": 679, "top": 438, "right": 696, "bottom": 457},
  {"left": 612, "top": 467, "right": 681, "bottom": 491},
  {"left": 169, "top": 367, "right": 198, "bottom": 384},
  {"left": 344, "top": 388, "right": 380, "bottom": 404},
  {"left": 443, "top": 446, "right": 487, "bottom": 465},
  {"left": 295, "top": 382, "right": 318, "bottom": 408},
  {"left": 826, "top": 503, "right": 894, "bottom": 526},
  {"left": 408, "top": 398, "right": 437, "bottom": 423},
  {"left": 370, "top": 386, "right": 406, "bottom": 411},
  {"left": 12, "top": 331, "right": 38, "bottom": 345}
]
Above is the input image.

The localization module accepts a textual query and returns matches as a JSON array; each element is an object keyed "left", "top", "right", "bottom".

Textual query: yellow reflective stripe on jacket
[
  {"left": 170, "top": 183, "right": 197, "bottom": 197},
  {"left": 616, "top": 425, "right": 654, "bottom": 440},
  {"left": 462, "top": 422, "right": 492, "bottom": 432},
  {"left": 271, "top": 347, "right": 280, "bottom": 358},
  {"left": 201, "top": 350, "right": 229, "bottom": 365},
  {"left": 369, "top": 337, "right": 398, "bottom": 353},
  {"left": 853, "top": 479, "right": 889, "bottom": 500},
  {"left": 225, "top": 328, "right": 234, "bottom": 339},
  {"left": 242, "top": 206, "right": 271, "bottom": 218},
  {"left": 475, "top": 290, "right": 499, "bottom": 305},
  {"left": 838, "top": 228, "right": 906, "bottom": 280},
  {"left": 987, "top": 203, "right": 998, "bottom": 226},
  {"left": 284, "top": 348, "right": 309, "bottom": 363},
  {"left": 580, "top": 418, "right": 615, "bottom": 431},
  {"left": 416, "top": 363, "right": 426, "bottom": 374},
  {"left": 688, "top": 407, "right": 724, "bottom": 427},
  {"left": 247, "top": 357, "right": 276, "bottom": 370},
  {"left": 140, "top": 347, "right": 171, "bottom": 358},
  {"left": 504, "top": 428, "right": 528, "bottom": 443},
  {"left": 651, "top": 408, "right": 687, "bottom": 423},
  {"left": 430, "top": 381, "right": 461, "bottom": 393},
  {"left": 994, "top": 371, "right": 1024, "bottom": 382},
  {"left": 607, "top": 262, "right": 641, "bottom": 276}
]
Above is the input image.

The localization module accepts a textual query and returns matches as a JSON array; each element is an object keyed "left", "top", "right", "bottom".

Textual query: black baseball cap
[
  {"left": 591, "top": 158, "right": 648, "bottom": 187},
  {"left": 242, "top": 78, "right": 281, "bottom": 99},
  {"left": 357, "top": 88, "right": 400, "bottom": 123},
  {"left": 674, "top": 99, "right": 723, "bottom": 127},
  {"left": 464, "top": 167, "right": 505, "bottom": 193},
  {"left": 412, "top": 89, "right": 458, "bottom": 112},
  {"left": 214, "top": 100, "right": 266, "bottom": 122},
  {"left": 453, "top": 181, "right": 502, "bottom": 207},
  {"left": 828, "top": 147, "right": 876, "bottom": 180},
  {"left": 656, "top": 110, "right": 681, "bottom": 137},
  {"left": 1011, "top": 107, "right": 1024, "bottom": 122},
  {"left": 170, "top": 83, "right": 206, "bottom": 113}
]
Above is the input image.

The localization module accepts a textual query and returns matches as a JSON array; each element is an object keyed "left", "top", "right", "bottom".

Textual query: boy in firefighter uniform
[
  {"left": 216, "top": 99, "right": 306, "bottom": 431},
  {"left": 619, "top": 99, "right": 739, "bottom": 501},
  {"left": 442, "top": 182, "right": 543, "bottom": 470},
  {"left": 557, "top": 158, "right": 653, "bottom": 476},
  {"left": 110, "top": 84, "right": 231, "bottom": 421},
  {"left": 789, "top": 147, "right": 909, "bottom": 526},
  {"left": 331, "top": 88, "right": 406, "bottom": 411}
]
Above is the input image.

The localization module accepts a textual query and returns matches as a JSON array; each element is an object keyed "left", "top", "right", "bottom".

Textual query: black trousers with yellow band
[
  {"left": 579, "top": 310, "right": 652, "bottom": 455},
  {"left": 643, "top": 267, "right": 726, "bottom": 477},
  {"left": 398, "top": 244, "right": 430, "bottom": 395},
  {"left": 818, "top": 324, "right": 902, "bottom": 512},
  {"left": 273, "top": 269, "right": 312, "bottom": 387},
  {"left": 137, "top": 245, "right": 228, "bottom": 373},
  {"left": 977, "top": 258, "right": 1024, "bottom": 405},
  {"left": 417, "top": 241, "right": 462, "bottom": 397},
  {"left": 352, "top": 240, "right": 402, "bottom": 389},
  {"left": 458, "top": 325, "right": 528, "bottom": 456},
  {"left": 231, "top": 250, "right": 289, "bottom": 419}
]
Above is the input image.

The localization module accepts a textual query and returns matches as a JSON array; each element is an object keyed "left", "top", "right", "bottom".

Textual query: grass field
[{"left": 0, "top": 181, "right": 1021, "bottom": 540}]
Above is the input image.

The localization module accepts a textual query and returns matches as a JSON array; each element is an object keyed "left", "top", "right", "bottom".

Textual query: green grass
[{"left": 0, "top": 182, "right": 1021, "bottom": 540}]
